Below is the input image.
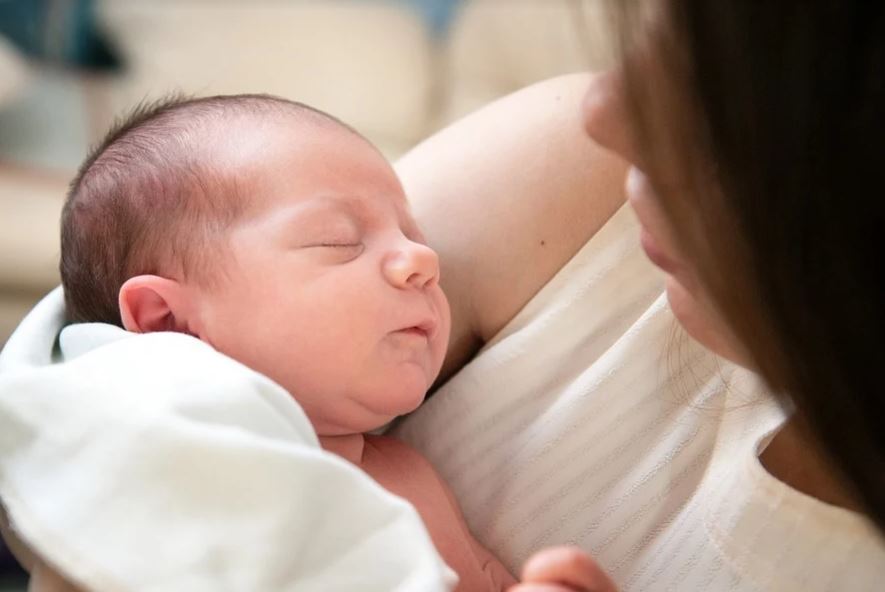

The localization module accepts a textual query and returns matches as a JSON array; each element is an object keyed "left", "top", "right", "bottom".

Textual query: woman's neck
[{"left": 760, "top": 418, "right": 863, "bottom": 513}]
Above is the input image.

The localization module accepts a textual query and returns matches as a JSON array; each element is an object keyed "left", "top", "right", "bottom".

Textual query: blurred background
[{"left": 0, "top": 0, "right": 612, "bottom": 583}]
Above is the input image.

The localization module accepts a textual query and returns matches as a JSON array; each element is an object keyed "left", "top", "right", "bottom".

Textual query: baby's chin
[
  {"left": 319, "top": 386, "right": 430, "bottom": 436},
  {"left": 372, "top": 381, "right": 429, "bottom": 420}
]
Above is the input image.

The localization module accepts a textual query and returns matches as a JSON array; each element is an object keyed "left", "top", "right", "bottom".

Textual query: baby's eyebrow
[
  {"left": 278, "top": 193, "right": 412, "bottom": 235},
  {"left": 253, "top": 198, "right": 354, "bottom": 237},
  {"left": 317, "top": 193, "right": 412, "bottom": 222},
  {"left": 307, "top": 194, "right": 366, "bottom": 214},
  {"left": 284, "top": 195, "right": 360, "bottom": 221}
]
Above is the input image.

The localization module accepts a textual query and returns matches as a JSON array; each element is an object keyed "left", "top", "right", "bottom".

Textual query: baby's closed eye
[
  {"left": 300, "top": 240, "right": 365, "bottom": 263},
  {"left": 307, "top": 241, "right": 362, "bottom": 248}
]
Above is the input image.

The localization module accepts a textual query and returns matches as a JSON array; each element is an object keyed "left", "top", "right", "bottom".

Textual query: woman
[
  {"left": 583, "top": 3, "right": 885, "bottom": 523},
  {"left": 395, "top": 2, "right": 884, "bottom": 590}
]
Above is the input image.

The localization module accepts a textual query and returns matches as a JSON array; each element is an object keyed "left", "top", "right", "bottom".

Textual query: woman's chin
[{"left": 664, "top": 276, "right": 748, "bottom": 367}]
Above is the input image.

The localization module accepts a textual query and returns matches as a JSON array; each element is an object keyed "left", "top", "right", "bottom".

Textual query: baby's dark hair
[{"left": 61, "top": 93, "right": 356, "bottom": 327}]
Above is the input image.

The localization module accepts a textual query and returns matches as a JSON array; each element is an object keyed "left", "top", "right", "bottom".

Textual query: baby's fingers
[{"left": 520, "top": 546, "right": 617, "bottom": 592}]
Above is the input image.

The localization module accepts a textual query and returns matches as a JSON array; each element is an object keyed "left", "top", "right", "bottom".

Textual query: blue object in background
[
  {"left": 396, "top": 0, "right": 463, "bottom": 36},
  {"left": 0, "top": 0, "right": 119, "bottom": 70},
  {"left": 0, "top": 0, "right": 462, "bottom": 61}
]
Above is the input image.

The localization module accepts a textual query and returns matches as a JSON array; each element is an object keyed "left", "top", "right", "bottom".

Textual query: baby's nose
[{"left": 383, "top": 241, "right": 440, "bottom": 289}]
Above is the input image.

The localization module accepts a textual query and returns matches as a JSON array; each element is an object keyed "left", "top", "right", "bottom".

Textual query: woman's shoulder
[{"left": 399, "top": 74, "right": 627, "bottom": 383}]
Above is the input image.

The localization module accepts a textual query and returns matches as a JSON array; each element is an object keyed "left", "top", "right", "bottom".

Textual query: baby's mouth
[
  {"left": 397, "top": 327, "right": 428, "bottom": 339},
  {"left": 393, "top": 318, "right": 437, "bottom": 341}
]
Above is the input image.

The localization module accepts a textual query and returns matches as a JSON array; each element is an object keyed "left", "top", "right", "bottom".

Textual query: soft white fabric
[
  {"left": 0, "top": 289, "right": 456, "bottom": 591},
  {"left": 394, "top": 204, "right": 885, "bottom": 591}
]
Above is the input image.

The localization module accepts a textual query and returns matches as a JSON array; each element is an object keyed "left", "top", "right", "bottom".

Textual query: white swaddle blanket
[{"left": 0, "top": 291, "right": 456, "bottom": 591}]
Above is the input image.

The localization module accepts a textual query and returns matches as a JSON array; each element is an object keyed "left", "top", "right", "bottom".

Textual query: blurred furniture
[{"left": 0, "top": 0, "right": 612, "bottom": 347}]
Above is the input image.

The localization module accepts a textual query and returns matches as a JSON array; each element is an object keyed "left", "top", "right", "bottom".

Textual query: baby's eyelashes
[
  {"left": 301, "top": 241, "right": 366, "bottom": 263},
  {"left": 311, "top": 242, "right": 363, "bottom": 249}
]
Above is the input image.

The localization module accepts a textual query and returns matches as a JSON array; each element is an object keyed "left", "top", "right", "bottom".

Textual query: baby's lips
[
  {"left": 392, "top": 315, "right": 438, "bottom": 341},
  {"left": 414, "top": 317, "right": 439, "bottom": 340}
]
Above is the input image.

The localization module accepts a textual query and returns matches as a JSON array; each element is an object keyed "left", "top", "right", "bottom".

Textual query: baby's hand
[{"left": 507, "top": 546, "right": 617, "bottom": 592}]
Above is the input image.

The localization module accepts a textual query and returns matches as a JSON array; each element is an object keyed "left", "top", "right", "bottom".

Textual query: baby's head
[{"left": 61, "top": 95, "right": 451, "bottom": 435}]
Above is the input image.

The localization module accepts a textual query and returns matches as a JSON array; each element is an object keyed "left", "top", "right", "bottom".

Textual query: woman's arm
[{"left": 397, "top": 73, "right": 627, "bottom": 382}]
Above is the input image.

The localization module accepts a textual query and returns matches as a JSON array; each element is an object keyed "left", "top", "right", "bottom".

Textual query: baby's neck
[{"left": 318, "top": 432, "right": 367, "bottom": 465}]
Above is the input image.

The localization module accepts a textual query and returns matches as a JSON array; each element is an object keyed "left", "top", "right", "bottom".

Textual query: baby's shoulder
[
  {"left": 361, "top": 434, "right": 464, "bottom": 520},
  {"left": 360, "top": 434, "right": 448, "bottom": 487},
  {"left": 363, "top": 434, "right": 432, "bottom": 466}
]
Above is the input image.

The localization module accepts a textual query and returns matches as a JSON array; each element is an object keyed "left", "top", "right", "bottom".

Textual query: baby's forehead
[
  {"left": 200, "top": 111, "right": 337, "bottom": 157},
  {"left": 204, "top": 111, "right": 378, "bottom": 175},
  {"left": 218, "top": 119, "right": 400, "bottom": 191}
]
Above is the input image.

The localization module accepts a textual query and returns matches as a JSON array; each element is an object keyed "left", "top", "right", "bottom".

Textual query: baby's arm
[
  {"left": 398, "top": 73, "right": 627, "bottom": 383},
  {"left": 509, "top": 547, "right": 618, "bottom": 592},
  {"left": 427, "top": 453, "right": 517, "bottom": 590}
]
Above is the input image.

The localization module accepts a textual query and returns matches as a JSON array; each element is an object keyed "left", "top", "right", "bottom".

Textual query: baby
[{"left": 58, "top": 94, "right": 605, "bottom": 592}]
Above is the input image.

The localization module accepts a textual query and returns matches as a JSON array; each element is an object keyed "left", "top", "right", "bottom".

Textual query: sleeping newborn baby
[{"left": 57, "top": 94, "right": 603, "bottom": 592}]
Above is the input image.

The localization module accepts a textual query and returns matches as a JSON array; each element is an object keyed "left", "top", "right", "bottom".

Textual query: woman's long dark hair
[{"left": 613, "top": 1, "right": 884, "bottom": 527}]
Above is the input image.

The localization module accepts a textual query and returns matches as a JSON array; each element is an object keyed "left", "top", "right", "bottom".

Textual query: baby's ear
[{"left": 119, "top": 275, "right": 194, "bottom": 335}]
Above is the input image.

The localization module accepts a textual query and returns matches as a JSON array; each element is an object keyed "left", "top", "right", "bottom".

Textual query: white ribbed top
[{"left": 393, "top": 204, "right": 885, "bottom": 591}]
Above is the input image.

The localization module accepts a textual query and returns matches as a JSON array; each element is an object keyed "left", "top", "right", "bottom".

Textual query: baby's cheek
[{"left": 435, "top": 294, "right": 453, "bottom": 358}]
